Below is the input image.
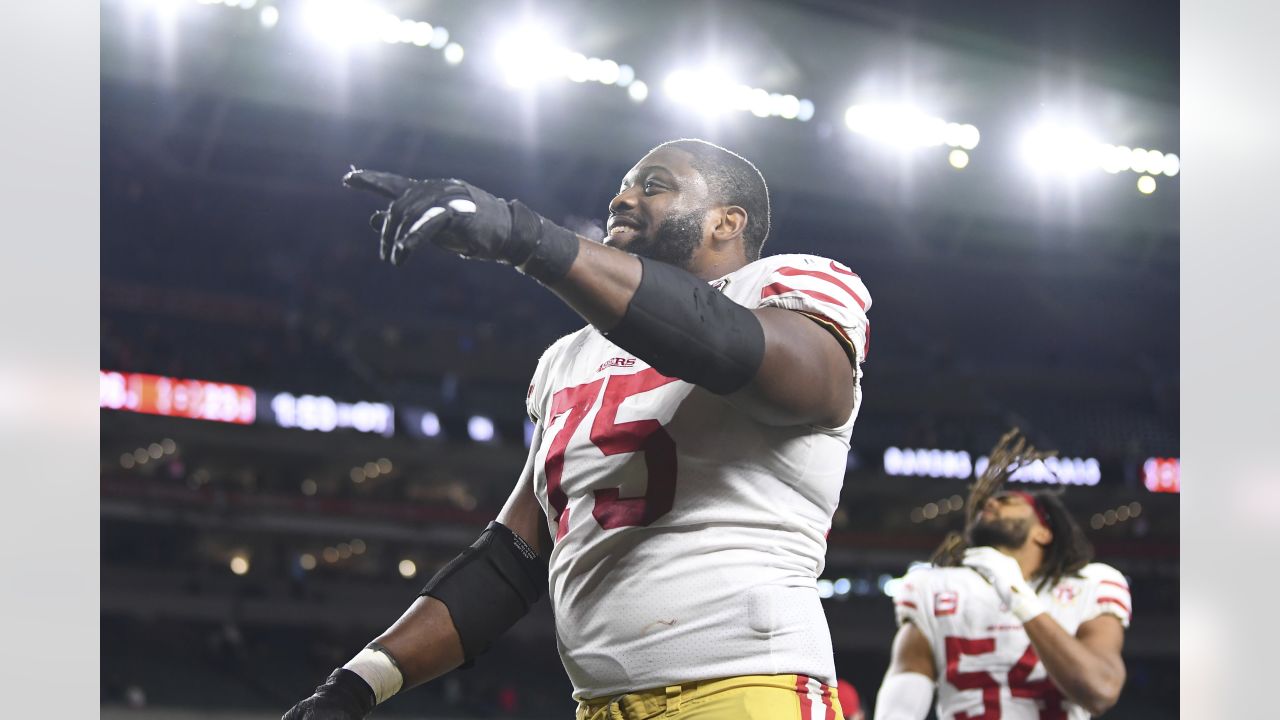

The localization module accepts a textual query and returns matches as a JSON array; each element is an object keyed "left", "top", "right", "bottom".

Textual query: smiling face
[
  {"left": 604, "top": 146, "right": 715, "bottom": 271},
  {"left": 966, "top": 492, "right": 1046, "bottom": 550}
]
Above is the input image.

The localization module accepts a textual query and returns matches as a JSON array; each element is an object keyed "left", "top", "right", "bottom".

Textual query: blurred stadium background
[{"left": 100, "top": 0, "right": 1179, "bottom": 717}]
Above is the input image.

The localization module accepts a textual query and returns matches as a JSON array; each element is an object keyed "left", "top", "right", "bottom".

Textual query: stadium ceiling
[{"left": 102, "top": 0, "right": 1178, "bottom": 234}]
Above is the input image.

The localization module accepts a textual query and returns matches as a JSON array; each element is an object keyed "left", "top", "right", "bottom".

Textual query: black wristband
[
  {"left": 319, "top": 668, "right": 376, "bottom": 717},
  {"left": 508, "top": 200, "right": 580, "bottom": 284}
]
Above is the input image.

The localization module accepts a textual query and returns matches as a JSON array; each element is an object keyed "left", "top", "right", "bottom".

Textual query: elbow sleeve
[{"left": 605, "top": 258, "right": 765, "bottom": 395}]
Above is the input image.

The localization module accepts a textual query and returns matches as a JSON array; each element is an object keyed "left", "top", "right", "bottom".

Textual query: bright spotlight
[
  {"left": 398, "top": 559, "right": 418, "bottom": 579},
  {"left": 229, "top": 554, "right": 250, "bottom": 575},
  {"left": 1162, "top": 152, "right": 1180, "bottom": 177},
  {"left": 628, "top": 80, "right": 649, "bottom": 102},
  {"left": 957, "top": 124, "right": 980, "bottom": 150},
  {"left": 597, "top": 59, "right": 621, "bottom": 85},
  {"left": 429, "top": 26, "right": 449, "bottom": 49},
  {"left": 258, "top": 5, "right": 279, "bottom": 29},
  {"left": 796, "top": 98, "right": 815, "bottom": 122},
  {"left": 1137, "top": 175, "right": 1157, "bottom": 194},
  {"left": 467, "top": 415, "right": 496, "bottom": 442},
  {"left": 817, "top": 579, "right": 835, "bottom": 599},
  {"left": 1019, "top": 122, "right": 1100, "bottom": 175},
  {"left": 948, "top": 149, "right": 970, "bottom": 169},
  {"left": 410, "top": 21, "right": 433, "bottom": 47},
  {"left": 419, "top": 411, "right": 441, "bottom": 437},
  {"left": 566, "top": 53, "right": 590, "bottom": 83},
  {"left": 443, "top": 42, "right": 465, "bottom": 65},
  {"left": 1129, "top": 148, "right": 1150, "bottom": 174},
  {"left": 615, "top": 64, "right": 635, "bottom": 87},
  {"left": 844, "top": 104, "right": 947, "bottom": 148},
  {"left": 1098, "top": 144, "right": 1129, "bottom": 174},
  {"left": 300, "top": 0, "right": 385, "bottom": 47},
  {"left": 664, "top": 67, "right": 738, "bottom": 116},
  {"left": 494, "top": 23, "right": 563, "bottom": 88}
]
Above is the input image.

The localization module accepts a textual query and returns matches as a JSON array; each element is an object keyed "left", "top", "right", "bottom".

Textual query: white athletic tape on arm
[
  {"left": 342, "top": 647, "right": 404, "bottom": 705},
  {"left": 873, "top": 672, "right": 935, "bottom": 720}
]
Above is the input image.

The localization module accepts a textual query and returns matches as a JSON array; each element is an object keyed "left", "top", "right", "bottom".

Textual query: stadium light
[
  {"left": 1019, "top": 121, "right": 1101, "bottom": 176},
  {"left": 258, "top": 5, "right": 278, "bottom": 28},
  {"left": 628, "top": 80, "right": 649, "bottom": 102},
  {"left": 1137, "top": 175, "right": 1157, "bottom": 194},
  {"left": 299, "top": 0, "right": 386, "bottom": 47},
  {"left": 467, "top": 415, "right": 496, "bottom": 442},
  {"left": 665, "top": 68, "right": 813, "bottom": 121},
  {"left": 398, "top": 559, "right": 418, "bottom": 579},
  {"left": 948, "top": 149, "right": 969, "bottom": 169},
  {"left": 494, "top": 22, "right": 561, "bottom": 87},
  {"left": 844, "top": 103, "right": 977, "bottom": 154},
  {"left": 491, "top": 22, "right": 641, "bottom": 95},
  {"left": 443, "top": 42, "right": 464, "bottom": 65}
]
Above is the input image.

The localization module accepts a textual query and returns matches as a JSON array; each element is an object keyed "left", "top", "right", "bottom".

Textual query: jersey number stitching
[
  {"left": 945, "top": 637, "right": 1066, "bottom": 720},
  {"left": 544, "top": 368, "right": 679, "bottom": 541}
]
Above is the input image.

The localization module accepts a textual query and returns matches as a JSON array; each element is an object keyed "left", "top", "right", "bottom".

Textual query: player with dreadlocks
[{"left": 873, "top": 429, "right": 1131, "bottom": 719}]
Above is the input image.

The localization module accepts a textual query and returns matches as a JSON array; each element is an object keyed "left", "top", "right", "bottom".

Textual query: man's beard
[
  {"left": 622, "top": 207, "right": 704, "bottom": 269},
  {"left": 966, "top": 516, "right": 1032, "bottom": 549}
]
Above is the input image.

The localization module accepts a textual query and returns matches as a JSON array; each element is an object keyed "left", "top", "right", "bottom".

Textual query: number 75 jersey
[{"left": 524, "top": 254, "right": 872, "bottom": 700}]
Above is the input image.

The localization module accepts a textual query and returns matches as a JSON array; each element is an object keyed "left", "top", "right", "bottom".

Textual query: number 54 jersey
[
  {"left": 524, "top": 254, "right": 872, "bottom": 700},
  {"left": 894, "top": 562, "right": 1133, "bottom": 719}
]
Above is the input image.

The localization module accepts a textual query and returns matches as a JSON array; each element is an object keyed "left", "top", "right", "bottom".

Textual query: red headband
[{"left": 1010, "top": 491, "right": 1051, "bottom": 528}]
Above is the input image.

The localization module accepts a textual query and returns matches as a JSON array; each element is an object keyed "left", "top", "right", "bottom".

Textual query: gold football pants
[{"left": 576, "top": 674, "right": 843, "bottom": 720}]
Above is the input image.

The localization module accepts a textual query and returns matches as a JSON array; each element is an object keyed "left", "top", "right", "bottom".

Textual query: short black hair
[{"left": 652, "top": 139, "right": 771, "bottom": 261}]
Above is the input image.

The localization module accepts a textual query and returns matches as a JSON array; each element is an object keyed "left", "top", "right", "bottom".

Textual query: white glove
[{"left": 962, "top": 547, "right": 1046, "bottom": 623}]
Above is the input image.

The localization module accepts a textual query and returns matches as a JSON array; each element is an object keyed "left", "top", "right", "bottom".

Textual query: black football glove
[
  {"left": 341, "top": 169, "right": 578, "bottom": 282},
  {"left": 282, "top": 668, "right": 376, "bottom": 720}
]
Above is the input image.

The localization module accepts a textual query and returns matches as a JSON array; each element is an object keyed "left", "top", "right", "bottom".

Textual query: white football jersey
[
  {"left": 524, "top": 254, "right": 872, "bottom": 699},
  {"left": 894, "top": 562, "right": 1132, "bottom": 719}
]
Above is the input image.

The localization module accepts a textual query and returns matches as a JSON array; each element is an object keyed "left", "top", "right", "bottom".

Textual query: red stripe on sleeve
[
  {"left": 775, "top": 266, "right": 868, "bottom": 310},
  {"left": 828, "top": 260, "right": 859, "bottom": 277},
  {"left": 796, "top": 675, "right": 813, "bottom": 719},
  {"left": 822, "top": 683, "right": 836, "bottom": 720},
  {"left": 1097, "top": 597, "right": 1131, "bottom": 615},
  {"left": 1099, "top": 579, "right": 1130, "bottom": 593},
  {"left": 761, "top": 282, "right": 848, "bottom": 309}
]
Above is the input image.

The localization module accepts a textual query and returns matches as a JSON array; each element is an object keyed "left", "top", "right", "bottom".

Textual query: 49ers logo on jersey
[
  {"left": 597, "top": 357, "right": 638, "bottom": 373},
  {"left": 935, "top": 591, "right": 959, "bottom": 616},
  {"left": 1054, "top": 584, "right": 1080, "bottom": 605}
]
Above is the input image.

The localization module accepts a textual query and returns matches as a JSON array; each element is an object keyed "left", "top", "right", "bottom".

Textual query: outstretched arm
[{"left": 343, "top": 171, "right": 855, "bottom": 429}]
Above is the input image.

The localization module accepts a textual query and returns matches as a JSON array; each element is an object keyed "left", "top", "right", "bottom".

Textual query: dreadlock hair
[
  {"left": 651, "top": 139, "right": 771, "bottom": 261},
  {"left": 930, "top": 428, "right": 1096, "bottom": 592}
]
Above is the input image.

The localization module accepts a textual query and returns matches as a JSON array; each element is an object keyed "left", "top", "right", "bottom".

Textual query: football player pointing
[
  {"left": 284, "top": 139, "right": 871, "bottom": 719},
  {"left": 875, "top": 431, "right": 1130, "bottom": 719}
]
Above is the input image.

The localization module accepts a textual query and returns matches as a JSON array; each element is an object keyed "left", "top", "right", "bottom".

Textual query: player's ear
[
  {"left": 710, "top": 205, "right": 747, "bottom": 244},
  {"left": 1032, "top": 525, "right": 1053, "bottom": 547}
]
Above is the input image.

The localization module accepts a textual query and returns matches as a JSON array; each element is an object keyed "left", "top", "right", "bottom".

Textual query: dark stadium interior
[{"left": 101, "top": 0, "right": 1178, "bottom": 717}]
